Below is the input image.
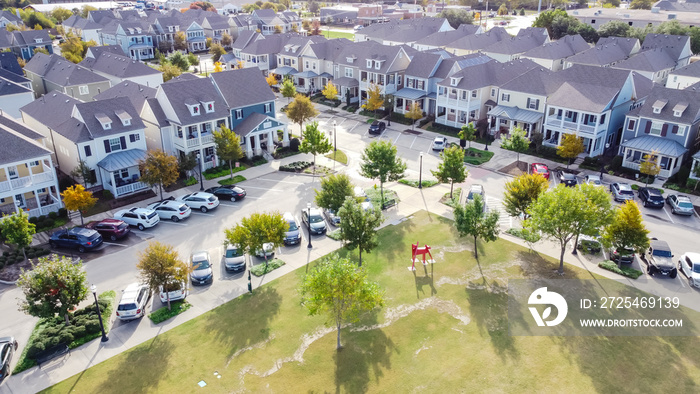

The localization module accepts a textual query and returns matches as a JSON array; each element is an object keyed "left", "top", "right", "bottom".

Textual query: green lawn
[
  {"left": 43, "top": 211, "right": 700, "bottom": 393},
  {"left": 321, "top": 30, "right": 354, "bottom": 40},
  {"left": 324, "top": 150, "right": 347, "bottom": 165},
  {"left": 463, "top": 147, "right": 494, "bottom": 165}
]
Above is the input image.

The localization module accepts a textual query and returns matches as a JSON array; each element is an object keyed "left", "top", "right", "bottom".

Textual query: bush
[
  {"left": 102, "top": 190, "right": 114, "bottom": 200},
  {"left": 28, "top": 216, "right": 39, "bottom": 225},
  {"left": 327, "top": 229, "right": 343, "bottom": 240},
  {"left": 185, "top": 176, "right": 197, "bottom": 186},
  {"left": 610, "top": 155, "right": 623, "bottom": 171},
  {"left": 580, "top": 156, "right": 602, "bottom": 171},
  {"left": 149, "top": 300, "right": 192, "bottom": 324},
  {"left": 290, "top": 137, "right": 300, "bottom": 152},
  {"left": 598, "top": 261, "right": 643, "bottom": 279},
  {"left": 38, "top": 215, "right": 46, "bottom": 222},
  {"left": 398, "top": 179, "right": 438, "bottom": 188},
  {"left": 419, "top": 115, "right": 434, "bottom": 128},
  {"left": 48, "top": 211, "right": 58, "bottom": 219},
  {"left": 58, "top": 208, "right": 67, "bottom": 217},
  {"left": 505, "top": 227, "right": 541, "bottom": 243},
  {"left": 251, "top": 258, "right": 286, "bottom": 276}
]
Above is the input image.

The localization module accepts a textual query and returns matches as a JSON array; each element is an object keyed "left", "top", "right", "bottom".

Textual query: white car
[
  {"left": 679, "top": 252, "right": 700, "bottom": 288},
  {"left": 116, "top": 283, "right": 150, "bottom": 320},
  {"left": 114, "top": 207, "right": 160, "bottom": 230},
  {"left": 176, "top": 192, "right": 219, "bottom": 212},
  {"left": 256, "top": 242, "right": 275, "bottom": 258},
  {"left": 432, "top": 136, "right": 448, "bottom": 151},
  {"left": 147, "top": 200, "right": 191, "bottom": 222},
  {"left": 584, "top": 175, "right": 602, "bottom": 186},
  {"left": 159, "top": 281, "right": 188, "bottom": 304}
]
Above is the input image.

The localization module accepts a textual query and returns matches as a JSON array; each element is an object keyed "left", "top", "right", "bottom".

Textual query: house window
[
  {"left": 366, "top": 60, "right": 372, "bottom": 68},
  {"left": 205, "top": 103, "right": 214, "bottom": 113},
  {"left": 527, "top": 98, "right": 539, "bottom": 110},
  {"left": 264, "top": 103, "right": 271, "bottom": 113},
  {"left": 109, "top": 138, "right": 121, "bottom": 152},
  {"left": 673, "top": 110, "right": 682, "bottom": 117},
  {"left": 471, "top": 90, "right": 477, "bottom": 98},
  {"left": 450, "top": 78, "right": 458, "bottom": 86},
  {"left": 84, "top": 145, "right": 92, "bottom": 157},
  {"left": 345, "top": 68, "right": 353, "bottom": 78},
  {"left": 501, "top": 93, "right": 510, "bottom": 102},
  {"left": 235, "top": 109, "right": 243, "bottom": 119},
  {"left": 375, "top": 62, "right": 380, "bottom": 70},
  {"left": 600, "top": 114, "right": 606, "bottom": 124},
  {"left": 79, "top": 85, "right": 89, "bottom": 95},
  {"left": 461, "top": 91, "right": 467, "bottom": 100},
  {"left": 129, "top": 134, "right": 140, "bottom": 142},
  {"left": 649, "top": 121, "right": 663, "bottom": 136},
  {"left": 677, "top": 125, "right": 686, "bottom": 136},
  {"left": 121, "top": 168, "right": 129, "bottom": 178},
  {"left": 627, "top": 119, "right": 636, "bottom": 131},
  {"left": 491, "top": 88, "right": 496, "bottom": 96}
]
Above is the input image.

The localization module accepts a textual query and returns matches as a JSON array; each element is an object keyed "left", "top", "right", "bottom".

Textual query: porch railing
[{"left": 116, "top": 181, "right": 148, "bottom": 197}]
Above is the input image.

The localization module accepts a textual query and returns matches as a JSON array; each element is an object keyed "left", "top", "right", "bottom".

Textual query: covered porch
[
  {"left": 294, "top": 70, "right": 319, "bottom": 94},
  {"left": 333, "top": 77, "right": 359, "bottom": 104},
  {"left": 0, "top": 186, "right": 62, "bottom": 218},
  {"left": 393, "top": 88, "right": 426, "bottom": 115},
  {"left": 128, "top": 44, "right": 154, "bottom": 60},
  {"left": 621, "top": 136, "right": 687, "bottom": 178},
  {"left": 188, "top": 36, "right": 207, "bottom": 52},
  {"left": 234, "top": 113, "right": 288, "bottom": 158},
  {"left": 487, "top": 105, "right": 543, "bottom": 138},
  {"left": 97, "top": 149, "right": 149, "bottom": 198}
]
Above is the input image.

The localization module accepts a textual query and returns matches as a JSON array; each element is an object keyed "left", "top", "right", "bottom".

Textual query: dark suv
[
  {"left": 49, "top": 227, "right": 103, "bottom": 253},
  {"left": 86, "top": 219, "right": 130, "bottom": 241},
  {"left": 638, "top": 187, "right": 664, "bottom": 208},
  {"left": 558, "top": 171, "right": 577, "bottom": 187},
  {"left": 368, "top": 121, "right": 386, "bottom": 135},
  {"left": 643, "top": 239, "right": 677, "bottom": 278}
]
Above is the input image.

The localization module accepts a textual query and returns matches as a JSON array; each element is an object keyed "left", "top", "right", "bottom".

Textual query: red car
[
  {"left": 85, "top": 219, "right": 130, "bottom": 241},
  {"left": 530, "top": 163, "right": 550, "bottom": 180}
]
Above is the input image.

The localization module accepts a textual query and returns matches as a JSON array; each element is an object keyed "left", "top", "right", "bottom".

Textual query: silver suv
[
  {"left": 114, "top": 207, "right": 160, "bottom": 230},
  {"left": 176, "top": 192, "right": 219, "bottom": 213},
  {"left": 116, "top": 283, "right": 150, "bottom": 320},
  {"left": 610, "top": 182, "right": 634, "bottom": 202},
  {"left": 666, "top": 194, "right": 694, "bottom": 215}
]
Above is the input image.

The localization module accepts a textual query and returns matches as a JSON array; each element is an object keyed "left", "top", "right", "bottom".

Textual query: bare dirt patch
[{"left": 498, "top": 161, "right": 529, "bottom": 176}]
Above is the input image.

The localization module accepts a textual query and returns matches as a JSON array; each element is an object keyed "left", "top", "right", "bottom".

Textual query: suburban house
[
  {"left": 565, "top": 36, "right": 640, "bottom": 68},
  {"left": 11, "top": 29, "right": 53, "bottom": 61},
  {"left": 295, "top": 38, "right": 351, "bottom": 96},
  {"left": 80, "top": 52, "right": 164, "bottom": 87},
  {"left": 521, "top": 34, "right": 590, "bottom": 71},
  {"left": 230, "top": 30, "right": 263, "bottom": 61},
  {"left": 24, "top": 53, "right": 112, "bottom": 100},
  {"left": 211, "top": 68, "right": 288, "bottom": 158},
  {"left": 228, "top": 14, "right": 258, "bottom": 40},
  {"left": 0, "top": 114, "right": 61, "bottom": 218},
  {"left": 0, "top": 52, "right": 23, "bottom": 75},
  {"left": 482, "top": 27, "right": 550, "bottom": 63},
  {"left": 61, "top": 15, "right": 103, "bottom": 43},
  {"left": 412, "top": 23, "right": 483, "bottom": 52},
  {"left": 0, "top": 70, "right": 34, "bottom": 119},
  {"left": 354, "top": 17, "right": 452, "bottom": 46},
  {"left": 0, "top": 10, "right": 23, "bottom": 28},
  {"left": 620, "top": 85, "right": 700, "bottom": 178},
  {"left": 99, "top": 20, "right": 155, "bottom": 61},
  {"left": 152, "top": 16, "right": 182, "bottom": 50},
  {"left": 666, "top": 60, "right": 700, "bottom": 90},
  {"left": 183, "top": 20, "right": 207, "bottom": 52},
  {"left": 441, "top": 27, "right": 510, "bottom": 56},
  {"left": 611, "top": 47, "right": 676, "bottom": 85},
  {"left": 199, "top": 13, "right": 231, "bottom": 44},
  {"left": 639, "top": 33, "right": 692, "bottom": 69},
  {"left": 239, "top": 33, "right": 302, "bottom": 73},
  {"left": 274, "top": 35, "right": 330, "bottom": 93},
  {"left": 87, "top": 10, "right": 117, "bottom": 25},
  {"left": 249, "top": 9, "right": 302, "bottom": 35}
]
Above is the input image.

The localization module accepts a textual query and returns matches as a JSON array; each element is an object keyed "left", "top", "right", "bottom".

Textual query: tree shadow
[
  {"left": 464, "top": 280, "right": 519, "bottom": 362},
  {"left": 412, "top": 263, "right": 437, "bottom": 299}
]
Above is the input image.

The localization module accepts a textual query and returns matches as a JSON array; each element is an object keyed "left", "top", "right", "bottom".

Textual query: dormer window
[
  {"left": 95, "top": 113, "right": 111, "bottom": 130},
  {"left": 673, "top": 102, "right": 688, "bottom": 117},
  {"left": 366, "top": 60, "right": 372, "bottom": 68},
  {"left": 168, "top": 26, "right": 174, "bottom": 32},
  {"left": 652, "top": 99, "right": 667, "bottom": 114},
  {"left": 346, "top": 56, "right": 354, "bottom": 63},
  {"left": 450, "top": 78, "right": 458, "bottom": 86},
  {"left": 203, "top": 102, "right": 214, "bottom": 113},
  {"left": 35, "top": 38, "right": 42, "bottom": 43},
  {"left": 375, "top": 61, "right": 381, "bottom": 70},
  {"left": 115, "top": 110, "right": 132, "bottom": 126},
  {"left": 674, "top": 110, "right": 682, "bottom": 117},
  {"left": 187, "top": 104, "right": 201, "bottom": 116}
]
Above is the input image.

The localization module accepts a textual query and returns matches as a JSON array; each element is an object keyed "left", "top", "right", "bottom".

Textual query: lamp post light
[
  {"left": 196, "top": 153, "right": 204, "bottom": 191},
  {"left": 91, "top": 284, "right": 109, "bottom": 342},
  {"left": 307, "top": 203, "right": 313, "bottom": 249},
  {"left": 418, "top": 152, "right": 424, "bottom": 189},
  {"left": 332, "top": 120, "right": 337, "bottom": 152}
]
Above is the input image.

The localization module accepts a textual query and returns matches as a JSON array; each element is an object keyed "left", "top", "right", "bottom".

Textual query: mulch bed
[
  {"left": 498, "top": 161, "right": 529, "bottom": 176},
  {"left": 0, "top": 258, "right": 33, "bottom": 282}
]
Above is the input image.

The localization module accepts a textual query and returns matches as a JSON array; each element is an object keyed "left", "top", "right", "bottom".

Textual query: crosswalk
[{"left": 484, "top": 196, "right": 513, "bottom": 229}]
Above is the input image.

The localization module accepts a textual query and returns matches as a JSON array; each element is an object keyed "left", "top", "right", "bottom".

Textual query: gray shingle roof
[
  {"left": 483, "top": 34, "right": 546, "bottom": 56},
  {"left": 72, "top": 97, "right": 145, "bottom": 142},
  {"left": 19, "top": 91, "right": 79, "bottom": 130},
  {"left": 635, "top": 85, "right": 700, "bottom": 125},
  {"left": 333, "top": 41, "right": 409, "bottom": 75},
  {"left": 612, "top": 47, "right": 675, "bottom": 72},
  {"left": 210, "top": 68, "right": 275, "bottom": 109},
  {"left": 0, "top": 52, "right": 22, "bottom": 75},
  {"left": 145, "top": 98, "right": 169, "bottom": 127},
  {"left": 241, "top": 33, "right": 300, "bottom": 56},
  {"left": 547, "top": 65, "right": 634, "bottom": 112},
  {"left": 405, "top": 52, "right": 444, "bottom": 79},
  {"left": 24, "top": 53, "right": 109, "bottom": 87},
  {"left": 413, "top": 24, "right": 480, "bottom": 48},
  {"left": 86, "top": 45, "right": 127, "bottom": 58},
  {"left": 94, "top": 81, "right": 157, "bottom": 112},
  {"left": 232, "top": 30, "right": 261, "bottom": 50},
  {"left": 0, "top": 68, "right": 28, "bottom": 84},
  {"left": 439, "top": 58, "right": 539, "bottom": 90},
  {"left": 0, "top": 124, "right": 52, "bottom": 166},
  {"left": 522, "top": 34, "right": 589, "bottom": 60},
  {"left": 499, "top": 67, "right": 558, "bottom": 96},
  {"left": 0, "top": 77, "right": 31, "bottom": 96},
  {"left": 566, "top": 37, "right": 639, "bottom": 66},
  {"left": 444, "top": 27, "right": 509, "bottom": 52},
  {"left": 641, "top": 34, "right": 690, "bottom": 63},
  {"left": 158, "top": 77, "right": 228, "bottom": 125},
  {"left": 12, "top": 29, "right": 51, "bottom": 47},
  {"left": 80, "top": 52, "right": 161, "bottom": 79},
  {"left": 669, "top": 58, "right": 700, "bottom": 77},
  {"left": 0, "top": 113, "right": 43, "bottom": 140},
  {"left": 360, "top": 18, "right": 449, "bottom": 44}
]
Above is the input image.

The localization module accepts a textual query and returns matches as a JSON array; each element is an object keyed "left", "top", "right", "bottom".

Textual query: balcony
[
  {"left": 174, "top": 132, "right": 215, "bottom": 150},
  {"left": 545, "top": 117, "right": 599, "bottom": 136},
  {"left": 0, "top": 168, "right": 55, "bottom": 192}
]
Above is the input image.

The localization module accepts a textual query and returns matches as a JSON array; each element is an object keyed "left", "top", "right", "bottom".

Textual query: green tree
[
  {"left": 360, "top": 140, "right": 407, "bottom": 205},
  {"left": 364, "top": 83, "right": 384, "bottom": 118},
  {"left": 322, "top": 81, "right": 338, "bottom": 101},
  {"left": 431, "top": 145, "right": 468, "bottom": 198},
  {"left": 61, "top": 184, "right": 96, "bottom": 225},
  {"left": 503, "top": 173, "right": 549, "bottom": 219},
  {"left": 338, "top": 197, "right": 384, "bottom": 266},
  {"left": 0, "top": 210, "right": 35, "bottom": 262},
  {"left": 300, "top": 254, "right": 384, "bottom": 350},
  {"left": 459, "top": 122, "right": 476, "bottom": 149},
  {"left": 286, "top": 94, "right": 319, "bottom": 134},
  {"left": 51, "top": 7, "right": 73, "bottom": 23},
  {"left": 692, "top": 163, "right": 700, "bottom": 191},
  {"left": 174, "top": 31, "right": 187, "bottom": 51},
  {"left": 557, "top": 133, "right": 585, "bottom": 168},
  {"left": 299, "top": 122, "right": 333, "bottom": 174},
  {"left": 59, "top": 37, "right": 96, "bottom": 63},
  {"left": 280, "top": 77, "right": 297, "bottom": 103},
  {"left": 308, "top": 0, "right": 320, "bottom": 14},
  {"left": 80, "top": 5, "right": 98, "bottom": 18},
  {"left": 570, "top": 23, "right": 599, "bottom": 44},
  {"left": 224, "top": 212, "right": 288, "bottom": 264},
  {"left": 572, "top": 183, "right": 614, "bottom": 255},
  {"left": 597, "top": 20, "right": 633, "bottom": 38},
  {"left": 550, "top": 14, "right": 581, "bottom": 40},
  {"left": 17, "top": 255, "right": 89, "bottom": 326},
  {"left": 438, "top": 9, "right": 474, "bottom": 29},
  {"left": 497, "top": 4, "right": 508, "bottom": 15},
  {"left": 454, "top": 194, "right": 500, "bottom": 259},
  {"left": 70, "top": 160, "right": 96, "bottom": 187},
  {"left": 187, "top": 52, "right": 198, "bottom": 67},
  {"left": 168, "top": 51, "right": 190, "bottom": 71},
  {"left": 137, "top": 241, "right": 189, "bottom": 311},
  {"left": 209, "top": 43, "right": 225, "bottom": 62},
  {"left": 213, "top": 126, "right": 244, "bottom": 181},
  {"left": 639, "top": 150, "right": 661, "bottom": 186},
  {"left": 405, "top": 102, "right": 423, "bottom": 131},
  {"left": 602, "top": 201, "right": 650, "bottom": 267},
  {"left": 500, "top": 127, "right": 530, "bottom": 165},
  {"left": 221, "top": 31, "right": 232, "bottom": 47},
  {"left": 138, "top": 150, "right": 179, "bottom": 201},
  {"left": 532, "top": 8, "right": 569, "bottom": 38},
  {"left": 160, "top": 62, "right": 182, "bottom": 82},
  {"left": 315, "top": 174, "right": 354, "bottom": 213}
]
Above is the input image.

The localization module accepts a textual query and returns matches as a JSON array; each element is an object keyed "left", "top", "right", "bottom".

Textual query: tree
[
  {"left": 315, "top": 174, "right": 354, "bottom": 213},
  {"left": 360, "top": 140, "right": 407, "bottom": 205},
  {"left": 273, "top": 25, "right": 283, "bottom": 34},
  {"left": 61, "top": 184, "right": 96, "bottom": 225},
  {"left": 431, "top": 145, "right": 468, "bottom": 198},
  {"left": 280, "top": 77, "right": 296, "bottom": 102},
  {"left": 187, "top": 52, "right": 198, "bottom": 67},
  {"left": 532, "top": 9, "right": 569, "bottom": 38},
  {"left": 308, "top": 0, "right": 320, "bottom": 15},
  {"left": 70, "top": 160, "right": 96, "bottom": 187},
  {"left": 221, "top": 32, "right": 232, "bottom": 47},
  {"left": 224, "top": 212, "right": 288, "bottom": 264},
  {"left": 311, "top": 20, "right": 321, "bottom": 35},
  {"left": 438, "top": 9, "right": 474, "bottom": 29},
  {"left": 639, "top": 150, "right": 661, "bottom": 186},
  {"left": 503, "top": 173, "right": 549, "bottom": 219},
  {"left": 168, "top": 51, "right": 190, "bottom": 71},
  {"left": 80, "top": 5, "right": 98, "bottom": 18},
  {"left": 51, "top": 7, "right": 73, "bottom": 23},
  {"left": 322, "top": 81, "right": 338, "bottom": 101},
  {"left": 0, "top": 211, "right": 35, "bottom": 262},
  {"left": 571, "top": 23, "right": 599, "bottom": 44},
  {"left": 454, "top": 194, "right": 500, "bottom": 259},
  {"left": 174, "top": 31, "right": 187, "bottom": 51},
  {"left": 17, "top": 255, "right": 89, "bottom": 326},
  {"left": 190, "top": 1, "right": 216, "bottom": 11},
  {"left": 550, "top": 14, "right": 581, "bottom": 40},
  {"left": 266, "top": 72, "right": 277, "bottom": 87},
  {"left": 557, "top": 133, "right": 585, "bottom": 169},
  {"left": 286, "top": 94, "right": 319, "bottom": 134},
  {"left": 137, "top": 241, "right": 189, "bottom": 311},
  {"left": 405, "top": 102, "right": 423, "bottom": 131},
  {"left": 299, "top": 122, "right": 333, "bottom": 175},
  {"left": 213, "top": 61, "right": 223, "bottom": 72},
  {"left": 572, "top": 183, "right": 614, "bottom": 255},
  {"left": 178, "top": 152, "right": 197, "bottom": 178},
  {"left": 602, "top": 201, "right": 650, "bottom": 267},
  {"left": 213, "top": 126, "right": 244, "bottom": 181},
  {"left": 459, "top": 122, "right": 476, "bottom": 149},
  {"left": 597, "top": 20, "right": 633, "bottom": 38},
  {"left": 160, "top": 62, "right": 182, "bottom": 82},
  {"left": 497, "top": 4, "right": 508, "bottom": 15},
  {"left": 501, "top": 127, "right": 530, "bottom": 165},
  {"left": 139, "top": 150, "right": 179, "bottom": 201},
  {"left": 364, "top": 83, "right": 383, "bottom": 118},
  {"left": 300, "top": 254, "right": 383, "bottom": 350},
  {"left": 209, "top": 43, "right": 225, "bottom": 62},
  {"left": 59, "top": 37, "right": 96, "bottom": 64},
  {"left": 338, "top": 197, "right": 384, "bottom": 266}
]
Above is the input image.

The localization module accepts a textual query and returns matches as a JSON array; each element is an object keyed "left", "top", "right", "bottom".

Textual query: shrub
[
  {"left": 84, "top": 319, "right": 101, "bottom": 334},
  {"left": 102, "top": 190, "right": 114, "bottom": 199},
  {"left": 687, "top": 178, "right": 699, "bottom": 190},
  {"left": 58, "top": 208, "right": 67, "bottom": 217},
  {"left": 418, "top": 115, "right": 434, "bottom": 128},
  {"left": 27, "top": 252, "right": 36, "bottom": 259},
  {"left": 185, "top": 176, "right": 197, "bottom": 186},
  {"left": 610, "top": 155, "right": 623, "bottom": 171},
  {"left": 48, "top": 211, "right": 58, "bottom": 219},
  {"left": 28, "top": 216, "right": 39, "bottom": 225},
  {"left": 58, "top": 331, "right": 74, "bottom": 344},
  {"left": 251, "top": 258, "right": 286, "bottom": 276},
  {"left": 25, "top": 341, "right": 46, "bottom": 359},
  {"left": 580, "top": 156, "right": 602, "bottom": 171},
  {"left": 505, "top": 227, "right": 541, "bottom": 243},
  {"left": 37, "top": 215, "right": 46, "bottom": 222},
  {"left": 598, "top": 261, "right": 643, "bottom": 279},
  {"left": 677, "top": 166, "right": 691, "bottom": 186},
  {"left": 149, "top": 300, "right": 192, "bottom": 324},
  {"left": 290, "top": 137, "right": 300, "bottom": 152}
]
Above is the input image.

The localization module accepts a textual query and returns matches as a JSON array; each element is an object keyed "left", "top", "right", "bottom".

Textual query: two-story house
[
  {"left": 61, "top": 15, "right": 102, "bottom": 43},
  {"left": 354, "top": 17, "right": 452, "bottom": 46},
  {"left": 24, "top": 53, "right": 111, "bottom": 100},
  {"left": 239, "top": 33, "right": 300, "bottom": 74},
  {"left": 521, "top": 34, "right": 590, "bottom": 71},
  {"left": 80, "top": 51, "right": 164, "bottom": 87},
  {"left": 183, "top": 20, "right": 207, "bottom": 52},
  {"left": 666, "top": 61, "right": 700, "bottom": 90},
  {"left": 250, "top": 9, "right": 302, "bottom": 35},
  {"left": 412, "top": 24, "right": 483, "bottom": 52},
  {"left": 0, "top": 70, "right": 33, "bottom": 119},
  {"left": 0, "top": 114, "right": 61, "bottom": 218},
  {"left": 640, "top": 33, "right": 692, "bottom": 69},
  {"left": 211, "top": 68, "right": 288, "bottom": 157},
  {"left": 200, "top": 13, "right": 231, "bottom": 44},
  {"left": 442, "top": 27, "right": 510, "bottom": 56},
  {"left": 275, "top": 35, "right": 328, "bottom": 93},
  {"left": 0, "top": 10, "right": 23, "bottom": 28},
  {"left": 152, "top": 16, "right": 182, "bottom": 51},
  {"left": 12, "top": 30, "right": 53, "bottom": 61},
  {"left": 620, "top": 85, "right": 700, "bottom": 178},
  {"left": 482, "top": 27, "right": 550, "bottom": 63},
  {"left": 100, "top": 20, "right": 155, "bottom": 61},
  {"left": 294, "top": 38, "right": 350, "bottom": 95},
  {"left": 611, "top": 47, "right": 676, "bottom": 85},
  {"left": 565, "top": 36, "right": 640, "bottom": 69}
]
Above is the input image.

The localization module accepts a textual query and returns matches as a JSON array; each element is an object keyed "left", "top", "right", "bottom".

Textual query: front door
[
  {"left": 15, "top": 194, "right": 24, "bottom": 208},
  {"left": 7, "top": 166, "right": 18, "bottom": 180}
]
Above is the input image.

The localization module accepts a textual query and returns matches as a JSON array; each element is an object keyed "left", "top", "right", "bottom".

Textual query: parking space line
[
  {"left": 409, "top": 136, "right": 417, "bottom": 149},
  {"left": 216, "top": 203, "right": 239, "bottom": 207},
  {"left": 256, "top": 178, "right": 306, "bottom": 185},
  {"left": 191, "top": 211, "right": 215, "bottom": 216},
  {"left": 159, "top": 221, "right": 188, "bottom": 226},
  {"left": 393, "top": 131, "right": 401, "bottom": 145},
  {"left": 242, "top": 185, "right": 284, "bottom": 192},
  {"left": 663, "top": 208, "right": 675, "bottom": 224},
  {"left": 349, "top": 121, "right": 359, "bottom": 132},
  {"left": 102, "top": 242, "right": 128, "bottom": 247}
]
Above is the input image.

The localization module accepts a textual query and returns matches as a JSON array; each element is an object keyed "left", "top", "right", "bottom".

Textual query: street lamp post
[
  {"left": 333, "top": 120, "right": 337, "bottom": 152},
  {"left": 307, "top": 203, "right": 313, "bottom": 249},
  {"left": 196, "top": 153, "right": 204, "bottom": 191},
  {"left": 91, "top": 284, "right": 108, "bottom": 342},
  {"left": 418, "top": 152, "right": 424, "bottom": 189}
]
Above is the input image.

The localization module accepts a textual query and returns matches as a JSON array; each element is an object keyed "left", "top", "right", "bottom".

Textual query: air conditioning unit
[
  {"left": 651, "top": 7, "right": 660, "bottom": 13},
  {"left": 668, "top": 14, "right": 677, "bottom": 19}
]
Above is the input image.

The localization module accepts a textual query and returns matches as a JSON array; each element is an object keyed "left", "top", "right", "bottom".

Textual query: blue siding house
[
  {"left": 100, "top": 20, "right": 155, "bottom": 61},
  {"left": 12, "top": 30, "right": 53, "bottom": 61}
]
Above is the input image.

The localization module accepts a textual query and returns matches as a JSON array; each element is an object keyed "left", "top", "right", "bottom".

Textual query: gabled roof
[
  {"left": 210, "top": 68, "right": 275, "bottom": 109},
  {"left": 439, "top": 58, "right": 539, "bottom": 90},
  {"left": 522, "top": 34, "right": 589, "bottom": 60},
  {"left": 88, "top": 10, "right": 116, "bottom": 24},
  {"left": 0, "top": 122, "right": 51, "bottom": 166},
  {"left": 240, "top": 33, "right": 300, "bottom": 55},
  {"left": 483, "top": 33, "right": 546, "bottom": 56},
  {"left": 635, "top": 85, "right": 700, "bottom": 125},
  {"left": 305, "top": 38, "right": 352, "bottom": 61},
  {"left": 94, "top": 81, "right": 157, "bottom": 112},
  {"left": 405, "top": 52, "right": 444, "bottom": 79},
  {"left": 565, "top": 37, "right": 639, "bottom": 67},
  {"left": 0, "top": 10, "right": 22, "bottom": 24},
  {"left": 360, "top": 17, "right": 450, "bottom": 44},
  {"left": 145, "top": 98, "right": 169, "bottom": 127},
  {"left": 0, "top": 77, "right": 31, "bottom": 96},
  {"left": 231, "top": 30, "right": 262, "bottom": 50},
  {"left": 413, "top": 23, "right": 480, "bottom": 48},
  {"left": 12, "top": 29, "right": 51, "bottom": 46},
  {"left": 80, "top": 52, "right": 162, "bottom": 79},
  {"left": 86, "top": 45, "right": 126, "bottom": 58},
  {"left": 0, "top": 28, "right": 13, "bottom": 48},
  {"left": 500, "top": 67, "right": 558, "bottom": 96},
  {"left": 0, "top": 52, "right": 22, "bottom": 76},
  {"left": 72, "top": 97, "right": 145, "bottom": 142},
  {"left": 432, "top": 53, "right": 492, "bottom": 79},
  {"left": 612, "top": 47, "right": 676, "bottom": 73},
  {"left": 19, "top": 91, "right": 79, "bottom": 130},
  {"left": 444, "top": 27, "right": 509, "bottom": 52},
  {"left": 232, "top": 112, "right": 273, "bottom": 137},
  {"left": 641, "top": 34, "right": 690, "bottom": 63},
  {"left": 158, "top": 77, "right": 228, "bottom": 125},
  {"left": 0, "top": 68, "right": 29, "bottom": 84},
  {"left": 24, "top": 53, "right": 109, "bottom": 87},
  {"left": 547, "top": 65, "right": 634, "bottom": 112},
  {"left": 334, "top": 41, "right": 410, "bottom": 74},
  {"left": 670, "top": 59, "right": 700, "bottom": 78},
  {"left": 0, "top": 113, "right": 43, "bottom": 140}
]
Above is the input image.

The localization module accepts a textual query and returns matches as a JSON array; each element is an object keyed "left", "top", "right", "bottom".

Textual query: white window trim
[
  {"left": 649, "top": 121, "right": 663, "bottom": 136},
  {"left": 264, "top": 103, "right": 271, "bottom": 113},
  {"left": 79, "top": 85, "right": 89, "bottom": 95},
  {"left": 235, "top": 109, "right": 243, "bottom": 119}
]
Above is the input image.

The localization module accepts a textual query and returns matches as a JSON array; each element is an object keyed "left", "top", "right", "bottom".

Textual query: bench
[
  {"left": 35, "top": 343, "right": 70, "bottom": 366},
  {"left": 382, "top": 199, "right": 397, "bottom": 210}
]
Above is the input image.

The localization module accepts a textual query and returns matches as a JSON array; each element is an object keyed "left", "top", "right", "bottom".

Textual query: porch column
[
  {"left": 282, "top": 127, "right": 290, "bottom": 148},
  {"left": 253, "top": 134, "right": 262, "bottom": 156},
  {"left": 245, "top": 135, "right": 254, "bottom": 158},
  {"left": 267, "top": 131, "right": 275, "bottom": 153},
  {"left": 109, "top": 170, "right": 117, "bottom": 197},
  {"left": 33, "top": 189, "right": 41, "bottom": 210}
]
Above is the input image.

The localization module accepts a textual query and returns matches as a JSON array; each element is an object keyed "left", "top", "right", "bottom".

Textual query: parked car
[
  {"left": 368, "top": 121, "right": 386, "bottom": 135},
  {"left": 116, "top": 283, "right": 150, "bottom": 320},
  {"left": 638, "top": 187, "right": 664, "bottom": 208},
  {"left": 467, "top": 184, "right": 485, "bottom": 211},
  {"left": 283, "top": 212, "right": 302, "bottom": 245},
  {"left": 324, "top": 208, "right": 340, "bottom": 226},
  {"left": 610, "top": 247, "right": 635, "bottom": 264},
  {"left": 205, "top": 185, "right": 246, "bottom": 202},
  {"left": 190, "top": 251, "right": 213, "bottom": 285},
  {"left": 302, "top": 207, "right": 327, "bottom": 235},
  {"left": 583, "top": 174, "right": 602, "bottom": 186},
  {"left": 49, "top": 227, "right": 103, "bottom": 253},
  {"left": 176, "top": 192, "right": 219, "bottom": 212},
  {"left": 643, "top": 239, "right": 677, "bottom": 277},
  {"left": 114, "top": 207, "right": 160, "bottom": 230},
  {"left": 610, "top": 182, "right": 634, "bottom": 202},
  {"left": 147, "top": 200, "right": 191, "bottom": 222},
  {"left": 85, "top": 219, "right": 130, "bottom": 241},
  {"left": 354, "top": 186, "right": 368, "bottom": 201},
  {"left": 530, "top": 163, "right": 550, "bottom": 180},
  {"left": 432, "top": 136, "right": 448, "bottom": 151},
  {"left": 158, "top": 281, "right": 187, "bottom": 304},
  {"left": 679, "top": 252, "right": 700, "bottom": 288},
  {"left": 223, "top": 244, "right": 246, "bottom": 272},
  {"left": 558, "top": 171, "right": 577, "bottom": 187},
  {"left": 255, "top": 242, "right": 275, "bottom": 258},
  {"left": 666, "top": 194, "right": 694, "bottom": 216},
  {"left": 353, "top": 24, "right": 363, "bottom": 31},
  {"left": 0, "top": 337, "right": 17, "bottom": 384}
]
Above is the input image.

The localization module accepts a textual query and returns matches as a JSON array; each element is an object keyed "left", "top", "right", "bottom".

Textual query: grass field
[
  {"left": 321, "top": 30, "right": 354, "bottom": 40},
  {"left": 44, "top": 211, "right": 700, "bottom": 393}
]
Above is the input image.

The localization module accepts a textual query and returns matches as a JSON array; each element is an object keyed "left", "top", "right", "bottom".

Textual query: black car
[
  {"left": 643, "top": 239, "right": 677, "bottom": 278},
  {"left": 610, "top": 247, "right": 635, "bottom": 264},
  {"left": 0, "top": 337, "right": 17, "bottom": 384},
  {"left": 558, "top": 171, "right": 577, "bottom": 187},
  {"left": 205, "top": 185, "right": 246, "bottom": 202},
  {"left": 49, "top": 227, "right": 103, "bottom": 253},
  {"left": 638, "top": 187, "right": 664, "bottom": 208},
  {"left": 368, "top": 121, "right": 386, "bottom": 135}
]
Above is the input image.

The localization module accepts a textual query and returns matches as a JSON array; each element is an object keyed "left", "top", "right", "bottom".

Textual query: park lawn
[
  {"left": 325, "top": 149, "right": 348, "bottom": 165},
  {"left": 321, "top": 30, "right": 354, "bottom": 40},
  {"left": 43, "top": 211, "right": 700, "bottom": 393}
]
